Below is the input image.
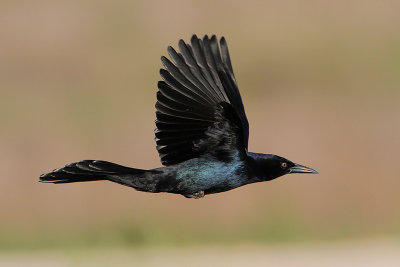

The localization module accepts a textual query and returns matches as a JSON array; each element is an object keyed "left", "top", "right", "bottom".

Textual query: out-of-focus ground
[
  {"left": 1, "top": 0, "right": 400, "bottom": 265},
  {"left": 1, "top": 240, "right": 400, "bottom": 267}
]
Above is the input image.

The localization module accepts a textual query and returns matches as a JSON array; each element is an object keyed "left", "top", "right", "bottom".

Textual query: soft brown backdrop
[{"left": 1, "top": 0, "right": 400, "bottom": 264}]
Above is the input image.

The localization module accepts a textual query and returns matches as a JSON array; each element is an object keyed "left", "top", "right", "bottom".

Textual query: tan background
[{"left": 1, "top": 0, "right": 400, "bottom": 265}]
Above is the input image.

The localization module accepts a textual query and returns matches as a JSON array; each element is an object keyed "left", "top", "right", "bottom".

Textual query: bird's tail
[{"left": 40, "top": 160, "right": 147, "bottom": 184}]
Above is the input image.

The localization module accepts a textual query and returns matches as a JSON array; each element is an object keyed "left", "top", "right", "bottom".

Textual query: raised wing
[{"left": 155, "top": 34, "right": 249, "bottom": 165}]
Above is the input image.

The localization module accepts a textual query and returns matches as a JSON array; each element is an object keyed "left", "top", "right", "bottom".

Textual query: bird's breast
[{"left": 175, "top": 155, "right": 246, "bottom": 193}]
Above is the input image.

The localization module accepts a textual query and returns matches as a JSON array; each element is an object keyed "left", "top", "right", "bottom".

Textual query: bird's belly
[{"left": 175, "top": 157, "right": 245, "bottom": 193}]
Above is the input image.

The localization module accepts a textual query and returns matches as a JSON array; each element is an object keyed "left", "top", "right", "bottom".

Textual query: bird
[{"left": 40, "top": 34, "right": 317, "bottom": 199}]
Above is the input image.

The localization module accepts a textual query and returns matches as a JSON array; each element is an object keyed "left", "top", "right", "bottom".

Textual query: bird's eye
[{"left": 281, "top": 162, "right": 287, "bottom": 169}]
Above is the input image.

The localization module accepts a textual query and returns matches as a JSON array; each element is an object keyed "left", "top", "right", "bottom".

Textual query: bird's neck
[{"left": 245, "top": 152, "right": 281, "bottom": 181}]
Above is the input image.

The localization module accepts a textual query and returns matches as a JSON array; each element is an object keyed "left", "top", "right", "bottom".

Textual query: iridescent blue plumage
[{"left": 175, "top": 153, "right": 245, "bottom": 194}]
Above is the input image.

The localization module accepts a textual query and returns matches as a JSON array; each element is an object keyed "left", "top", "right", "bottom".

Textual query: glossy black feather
[
  {"left": 178, "top": 40, "right": 220, "bottom": 103},
  {"left": 40, "top": 160, "right": 145, "bottom": 183},
  {"left": 155, "top": 34, "right": 249, "bottom": 166}
]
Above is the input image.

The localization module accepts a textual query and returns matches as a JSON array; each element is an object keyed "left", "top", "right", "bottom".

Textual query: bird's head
[{"left": 247, "top": 153, "right": 318, "bottom": 181}]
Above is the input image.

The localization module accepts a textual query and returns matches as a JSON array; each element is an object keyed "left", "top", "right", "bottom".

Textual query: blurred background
[{"left": 1, "top": 0, "right": 400, "bottom": 266}]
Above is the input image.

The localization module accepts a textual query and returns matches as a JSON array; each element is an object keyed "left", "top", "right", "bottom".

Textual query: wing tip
[
  {"left": 191, "top": 34, "right": 198, "bottom": 42},
  {"left": 160, "top": 56, "right": 168, "bottom": 65},
  {"left": 178, "top": 39, "right": 186, "bottom": 46},
  {"left": 167, "top": 45, "right": 175, "bottom": 55},
  {"left": 220, "top": 36, "right": 227, "bottom": 45}
]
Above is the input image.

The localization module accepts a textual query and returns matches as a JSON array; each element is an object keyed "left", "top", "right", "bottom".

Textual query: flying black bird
[{"left": 40, "top": 35, "right": 317, "bottom": 199}]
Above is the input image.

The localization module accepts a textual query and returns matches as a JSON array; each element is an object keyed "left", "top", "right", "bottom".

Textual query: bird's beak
[{"left": 289, "top": 163, "right": 318, "bottom": 174}]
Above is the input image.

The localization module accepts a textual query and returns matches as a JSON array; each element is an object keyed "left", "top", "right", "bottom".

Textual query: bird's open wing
[{"left": 155, "top": 34, "right": 249, "bottom": 165}]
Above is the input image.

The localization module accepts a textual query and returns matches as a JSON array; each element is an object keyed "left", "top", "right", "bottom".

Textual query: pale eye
[{"left": 281, "top": 162, "right": 287, "bottom": 169}]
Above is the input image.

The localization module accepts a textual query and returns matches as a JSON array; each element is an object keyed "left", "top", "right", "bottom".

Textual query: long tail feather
[{"left": 40, "top": 160, "right": 145, "bottom": 184}]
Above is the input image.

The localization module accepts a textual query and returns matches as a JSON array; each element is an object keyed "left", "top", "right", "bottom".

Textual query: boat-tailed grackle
[{"left": 40, "top": 35, "right": 317, "bottom": 199}]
